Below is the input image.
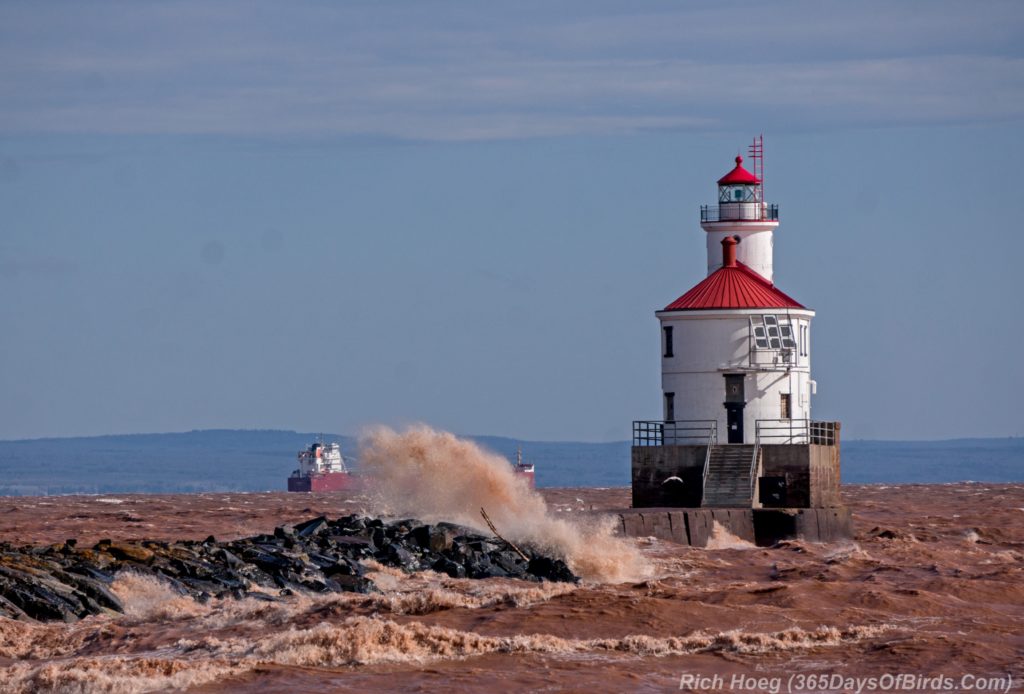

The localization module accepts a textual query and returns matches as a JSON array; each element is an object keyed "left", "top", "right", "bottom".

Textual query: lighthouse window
[
  {"left": 779, "top": 324, "right": 796, "bottom": 349},
  {"left": 663, "top": 326, "right": 674, "bottom": 358}
]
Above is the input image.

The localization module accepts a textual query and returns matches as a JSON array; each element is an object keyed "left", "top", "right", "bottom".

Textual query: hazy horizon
[
  {"left": 2, "top": 428, "right": 1021, "bottom": 496},
  {"left": 2, "top": 426, "right": 1022, "bottom": 446}
]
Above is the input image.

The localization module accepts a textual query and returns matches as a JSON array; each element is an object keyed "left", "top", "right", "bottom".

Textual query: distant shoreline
[{"left": 1, "top": 429, "right": 1021, "bottom": 496}]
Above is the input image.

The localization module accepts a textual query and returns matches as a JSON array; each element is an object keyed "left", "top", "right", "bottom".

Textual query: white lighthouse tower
[
  {"left": 631, "top": 138, "right": 843, "bottom": 515},
  {"left": 658, "top": 145, "right": 815, "bottom": 445}
]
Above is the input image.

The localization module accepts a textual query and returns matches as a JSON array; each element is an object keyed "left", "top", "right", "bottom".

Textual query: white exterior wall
[
  {"left": 702, "top": 220, "right": 778, "bottom": 282},
  {"left": 658, "top": 309, "right": 815, "bottom": 444}
]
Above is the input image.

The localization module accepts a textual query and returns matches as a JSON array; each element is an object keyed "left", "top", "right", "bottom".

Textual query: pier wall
[
  {"left": 631, "top": 445, "right": 706, "bottom": 508},
  {"left": 609, "top": 506, "right": 853, "bottom": 547}
]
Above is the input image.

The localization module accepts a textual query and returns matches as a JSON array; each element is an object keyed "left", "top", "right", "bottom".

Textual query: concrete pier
[{"left": 609, "top": 506, "right": 852, "bottom": 547}]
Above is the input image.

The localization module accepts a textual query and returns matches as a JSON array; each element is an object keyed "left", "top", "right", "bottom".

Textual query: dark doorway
[
  {"left": 724, "top": 374, "right": 745, "bottom": 403},
  {"left": 725, "top": 403, "right": 745, "bottom": 443},
  {"left": 724, "top": 374, "right": 746, "bottom": 443}
]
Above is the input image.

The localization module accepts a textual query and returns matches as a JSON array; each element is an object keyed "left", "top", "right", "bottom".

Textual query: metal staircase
[{"left": 701, "top": 444, "right": 758, "bottom": 507}]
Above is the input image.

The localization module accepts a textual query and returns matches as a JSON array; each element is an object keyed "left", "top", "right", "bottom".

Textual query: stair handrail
[
  {"left": 701, "top": 421, "right": 718, "bottom": 489},
  {"left": 750, "top": 422, "right": 762, "bottom": 502}
]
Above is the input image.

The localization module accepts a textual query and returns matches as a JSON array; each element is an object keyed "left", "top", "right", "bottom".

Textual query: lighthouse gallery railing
[{"left": 700, "top": 203, "right": 779, "bottom": 223}]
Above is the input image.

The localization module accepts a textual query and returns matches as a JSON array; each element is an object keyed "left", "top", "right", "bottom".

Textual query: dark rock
[
  {"left": 384, "top": 544, "right": 416, "bottom": 569},
  {"left": 241, "top": 549, "right": 292, "bottom": 574},
  {"left": 329, "top": 535, "right": 371, "bottom": 551},
  {"left": 332, "top": 574, "right": 374, "bottom": 593},
  {"left": 105, "top": 542, "right": 154, "bottom": 563},
  {"left": 217, "top": 548, "right": 245, "bottom": 568},
  {"left": 431, "top": 557, "right": 466, "bottom": 579},
  {"left": 61, "top": 572, "right": 124, "bottom": 612},
  {"left": 466, "top": 555, "right": 504, "bottom": 579},
  {"left": 0, "top": 592, "right": 29, "bottom": 620},
  {"left": 295, "top": 516, "right": 329, "bottom": 538},
  {"left": 0, "top": 511, "right": 578, "bottom": 622},
  {"left": 492, "top": 551, "right": 527, "bottom": 576},
  {"left": 70, "top": 565, "right": 115, "bottom": 585},
  {"left": 336, "top": 515, "right": 366, "bottom": 532},
  {"left": 306, "top": 551, "right": 340, "bottom": 569},
  {"left": 409, "top": 525, "right": 432, "bottom": 549},
  {"left": 411, "top": 525, "right": 455, "bottom": 553},
  {"left": 463, "top": 538, "right": 502, "bottom": 554},
  {"left": 527, "top": 556, "right": 578, "bottom": 583},
  {"left": 323, "top": 560, "right": 360, "bottom": 577}
]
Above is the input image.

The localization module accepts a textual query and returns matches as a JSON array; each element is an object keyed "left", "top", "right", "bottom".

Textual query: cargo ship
[
  {"left": 513, "top": 446, "right": 536, "bottom": 489},
  {"left": 287, "top": 440, "right": 361, "bottom": 492}
]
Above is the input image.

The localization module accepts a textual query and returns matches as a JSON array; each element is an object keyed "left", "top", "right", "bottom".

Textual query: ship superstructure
[
  {"left": 287, "top": 440, "right": 360, "bottom": 492},
  {"left": 513, "top": 446, "right": 536, "bottom": 489}
]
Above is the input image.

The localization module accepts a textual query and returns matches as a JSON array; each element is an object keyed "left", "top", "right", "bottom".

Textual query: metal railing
[
  {"left": 754, "top": 419, "right": 840, "bottom": 445},
  {"left": 809, "top": 421, "right": 839, "bottom": 445},
  {"left": 701, "top": 423, "right": 717, "bottom": 490},
  {"left": 750, "top": 434, "right": 762, "bottom": 501},
  {"left": 700, "top": 203, "right": 779, "bottom": 223},
  {"left": 632, "top": 420, "right": 717, "bottom": 447}
]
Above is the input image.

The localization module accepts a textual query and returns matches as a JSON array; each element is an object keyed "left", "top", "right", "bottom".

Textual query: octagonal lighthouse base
[
  {"left": 605, "top": 506, "right": 851, "bottom": 547},
  {"left": 621, "top": 420, "right": 851, "bottom": 544}
]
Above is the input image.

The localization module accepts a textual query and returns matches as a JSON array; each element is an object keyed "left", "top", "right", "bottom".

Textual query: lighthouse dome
[{"left": 717, "top": 156, "right": 760, "bottom": 185}]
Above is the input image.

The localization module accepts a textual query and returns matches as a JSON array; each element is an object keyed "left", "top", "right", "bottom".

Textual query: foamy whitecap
[
  {"left": 704, "top": 521, "right": 756, "bottom": 550},
  {"left": 1, "top": 617, "right": 891, "bottom": 693},
  {"left": 358, "top": 424, "right": 651, "bottom": 583}
]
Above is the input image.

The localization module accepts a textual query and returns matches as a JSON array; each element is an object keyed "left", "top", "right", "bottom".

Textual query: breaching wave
[{"left": 358, "top": 425, "right": 650, "bottom": 583}]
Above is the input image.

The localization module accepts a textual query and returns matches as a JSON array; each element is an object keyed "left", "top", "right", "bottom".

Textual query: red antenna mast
[{"left": 748, "top": 134, "right": 764, "bottom": 202}]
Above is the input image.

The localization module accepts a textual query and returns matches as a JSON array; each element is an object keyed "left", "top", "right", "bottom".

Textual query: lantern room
[
  {"left": 718, "top": 155, "right": 761, "bottom": 203},
  {"left": 700, "top": 137, "right": 779, "bottom": 227}
]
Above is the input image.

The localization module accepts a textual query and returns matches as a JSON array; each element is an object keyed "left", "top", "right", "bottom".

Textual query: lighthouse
[
  {"left": 659, "top": 149, "right": 814, "bottom": 445},
  {"left": 625, "top": 138, "right": 849, "bottom": 545}
]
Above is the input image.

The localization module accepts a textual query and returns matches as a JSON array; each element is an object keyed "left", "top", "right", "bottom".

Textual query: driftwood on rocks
[{"left": 0, "top": 514, "right": 578, "bottom": 623}]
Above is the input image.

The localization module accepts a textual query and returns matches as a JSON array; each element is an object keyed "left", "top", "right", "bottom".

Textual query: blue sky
[{"left": 1, "top": 1, "right": 1022, "bottom": 441}]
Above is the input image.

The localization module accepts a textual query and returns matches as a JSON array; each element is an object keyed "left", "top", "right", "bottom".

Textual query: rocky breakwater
[{"left": 0, "top": 514, "right": 577, "bottom": 622}]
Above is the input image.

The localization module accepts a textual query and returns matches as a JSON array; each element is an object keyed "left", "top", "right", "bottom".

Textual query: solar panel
[
  {"left": 750, "top": 315, "right": 799, "bottom": 355},
  {"left": 753, "top": 326, "right": 769, "bottom": 348}
]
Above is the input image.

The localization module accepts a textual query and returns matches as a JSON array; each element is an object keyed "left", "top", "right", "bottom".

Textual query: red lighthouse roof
[
  {"left": 717, "top": 155, "right": 761, "bottom": 185},
  {"left": 663, "top": 262, "right": 805, "bottom": 311}
]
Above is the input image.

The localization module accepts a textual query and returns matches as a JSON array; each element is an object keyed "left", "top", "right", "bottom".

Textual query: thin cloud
[{"left": 1, "top": 1, "right": 1022, "bottom": 140}]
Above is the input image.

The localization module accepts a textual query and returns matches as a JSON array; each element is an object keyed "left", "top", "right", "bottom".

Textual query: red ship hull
[
  {"left": 287, "top": 472, "right": 362, "bottom": 492},
  {"left": 514, "top": 468, "right": 536, "bottom": 489}
]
